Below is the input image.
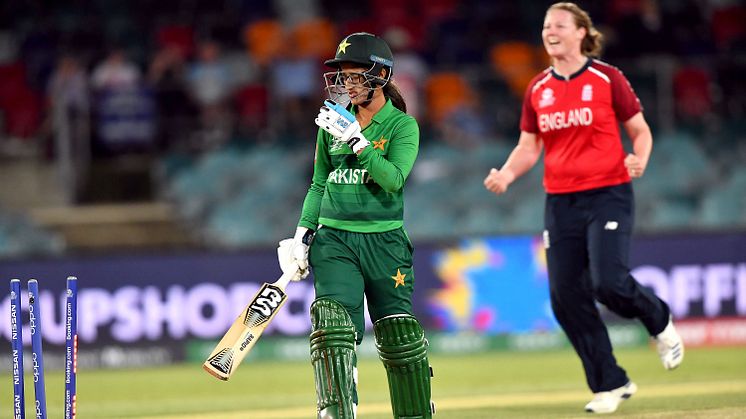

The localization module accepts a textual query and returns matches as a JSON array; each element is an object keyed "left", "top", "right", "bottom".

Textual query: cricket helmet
[{"left": 323, "top": 32, "right": 394, "bottom": 104}]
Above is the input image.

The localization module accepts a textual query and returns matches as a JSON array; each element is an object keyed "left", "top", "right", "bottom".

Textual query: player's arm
[
  {"left": 622, "top": 112, "right": 652, "bottom": 178},
  {"left": 357, "top": 118, "right": 418, "bottom": 193},
  {"left": 314, "top": 100, "right": 418, "bottom": 193},
  {"left": 285, "top": 129, "right": 331, "bottom": 279},
  {"left": 486, "top": 73, "right": 544, "bottom": 195},
  {"left": 609, "top": 65, "right": 649, "bottom": 178},
  {"left": 298, "top": 129, "right": 330, "bottom": 230},
  {"left": 484, "top": 130, "right": 543, "bottom": 195}
]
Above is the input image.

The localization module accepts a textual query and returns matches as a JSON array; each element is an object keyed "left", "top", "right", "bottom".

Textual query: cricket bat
[{"left": 203, "top": 270, "right": 296, "bottom": 380}]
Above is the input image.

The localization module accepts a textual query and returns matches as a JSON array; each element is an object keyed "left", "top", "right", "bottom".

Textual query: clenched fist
[
  {"left": 484, "top": 168, "right": 514, "bottom": 195},
  {"left": 624, "top": 153, "right": 646, "bottom": 178}
]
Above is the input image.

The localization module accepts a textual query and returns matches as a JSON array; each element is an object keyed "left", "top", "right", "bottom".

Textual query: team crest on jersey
[
  {"left": 539, "top": 88, "right": 555, "bottom": 108},
  {"left": 582, "top": 84, "right": 593, "bottom": 101},
  {"left": 373, "top": 137, "right": 388, "bottom": 150}
]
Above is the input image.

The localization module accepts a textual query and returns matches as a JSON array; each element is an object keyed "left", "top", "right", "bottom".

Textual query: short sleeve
[
  {"left": 610, "top": 68, "right": 642, "bottom": 122},
  {"left": 519, "top": 82, "right": 538, "bottom": 133}
]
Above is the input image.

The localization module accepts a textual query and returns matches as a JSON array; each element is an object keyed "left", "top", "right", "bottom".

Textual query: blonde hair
[{"left": 548, "top": 2, "right": 605, "bottom": 58}]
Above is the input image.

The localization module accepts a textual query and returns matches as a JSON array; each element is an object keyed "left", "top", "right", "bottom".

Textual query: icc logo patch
[{"left": 539, "top": 88, "right": 555, "bottom": 108}]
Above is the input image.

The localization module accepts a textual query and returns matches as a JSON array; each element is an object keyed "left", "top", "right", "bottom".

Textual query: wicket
[
  {"left": 65, "top": 276, "right": 78, "bottom": 419},
  {"left": 8, "top": 277, "right": 78, "bottom": 419},
  {"left": 29, "top": 279, "right": 47, "bottom": 419},
  {"left": 10, "top": 279, "right": 25, "bottom": 419}
]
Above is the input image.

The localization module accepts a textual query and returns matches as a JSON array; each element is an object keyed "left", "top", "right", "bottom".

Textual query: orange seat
[
  {"left": 424, "top": 72, "right": 475, "bottom": 123},
  {"left": 490, "top": 41, "right": 542, "bottom": 97},
  {"left": 290, "top": 18, "right": 337, "bottom": 59},
  {"left": 243, "top": 20, "right": 285, "bottom": 66}
]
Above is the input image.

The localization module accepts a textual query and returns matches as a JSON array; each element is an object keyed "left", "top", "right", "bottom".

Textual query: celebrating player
[
  {"left": 279, "top": 32, "right": 434, "bottom": 418},
  {"left": 483, "top": 2, "right": 684, "bottom": 414}
]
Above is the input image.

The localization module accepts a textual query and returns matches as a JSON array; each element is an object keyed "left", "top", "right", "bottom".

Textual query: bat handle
[{"left": 277, "top": 269, "right": 299, "bottom": 289}]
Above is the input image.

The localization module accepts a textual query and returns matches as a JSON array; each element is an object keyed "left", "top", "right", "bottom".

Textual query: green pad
[
  {"left": 310, "top": 298, "right": 356, "bottom": 419},
  {"left": 374, "top": 315, "right": 435, "bottom": 419}
]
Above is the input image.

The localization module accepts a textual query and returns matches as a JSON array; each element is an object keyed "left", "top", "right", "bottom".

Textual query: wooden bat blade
[{"left": 203, "top": 271, "right": 295, "bottom": 380}]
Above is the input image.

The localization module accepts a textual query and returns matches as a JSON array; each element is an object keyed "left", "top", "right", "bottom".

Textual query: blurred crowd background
[{"left": 0, "top": 0, "right": 744, "bottom": 258}]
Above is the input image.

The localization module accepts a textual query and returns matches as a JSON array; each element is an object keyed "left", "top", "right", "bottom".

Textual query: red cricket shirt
[{"left": 520, "top": 58, "right": 642, "bottom": 193}]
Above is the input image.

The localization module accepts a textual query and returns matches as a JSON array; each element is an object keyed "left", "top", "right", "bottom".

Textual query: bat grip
[{"left": 277, "top": 269, "right": 297, "bottom": 289}]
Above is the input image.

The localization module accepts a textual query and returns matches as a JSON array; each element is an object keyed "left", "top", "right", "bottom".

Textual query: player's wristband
[
  {"left": 295, "top": 226, "right": 315, "bottom": 246},
  {"left": 301, "top": 228, "right": 315, "bottom": 245}
]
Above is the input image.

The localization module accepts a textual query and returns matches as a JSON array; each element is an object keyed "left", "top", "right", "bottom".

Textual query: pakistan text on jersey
[
  {"left": 327, "top": 168, "right": 374, "bottom": 184},
  {"left": 539, "top": 107, "right": 593, "bottom": 133}
]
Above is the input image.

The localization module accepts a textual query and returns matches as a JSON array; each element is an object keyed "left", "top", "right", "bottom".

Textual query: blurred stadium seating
[
  {"left": 0, "top": 0, "right": 744, "bottom": 254},
  {"left": 0, "top": 206, "right": 65, "bottom": 258}
]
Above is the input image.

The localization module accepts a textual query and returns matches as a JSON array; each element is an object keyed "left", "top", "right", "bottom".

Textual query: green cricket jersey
[{"left": 298, "top": 99, "right": 419, "bottom": 233}]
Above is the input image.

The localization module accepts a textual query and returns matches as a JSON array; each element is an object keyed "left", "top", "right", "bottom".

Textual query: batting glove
[
  {"left": 283, "top": 227, "right": 315, "bottom": 281},
  {"left": 277, "top": 238, "right": 304, "bottom": 281},
  {"left": 315, "top": 100, "right": 370, "bottom": 153}
]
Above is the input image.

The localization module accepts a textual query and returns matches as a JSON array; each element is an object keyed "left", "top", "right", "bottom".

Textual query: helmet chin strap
[
  {"left": 357, "top": 63, "right": 388, "bottom": 106},
  {"left": 349, "top": 85, "right": 378, "bottom": 107},
  {"left": 362, "top": 87, "right": 376, "bottom": 104}
]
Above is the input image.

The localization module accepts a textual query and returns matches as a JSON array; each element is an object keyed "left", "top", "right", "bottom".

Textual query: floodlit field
[{"left": 2, "top": 346, "right": 745, "bottom": 418}]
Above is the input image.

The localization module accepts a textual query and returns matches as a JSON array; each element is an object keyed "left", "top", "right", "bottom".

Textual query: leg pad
[
  {"left": 310, "top": 298, "right": 356, "bottom": 419},
  {"left": 374, "top": 314, "right": 435, "bottom": 419}
]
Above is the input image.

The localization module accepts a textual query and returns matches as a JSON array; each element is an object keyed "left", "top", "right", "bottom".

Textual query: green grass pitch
[{"left": 3, "top": 346, "right": 745, "bottom": 418}]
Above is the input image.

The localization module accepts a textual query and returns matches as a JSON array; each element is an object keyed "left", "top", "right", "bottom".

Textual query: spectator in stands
[
  {"left": 91, "top": 48, "right": 155, "bottom": 154},
  {"left": 274, "top": 0, "right": 320, "bottom": 28},
  {"left": 45, "top": 54, "right": 89, "bottom": 147},
  {"left": 710, "top": 2, "right": 746, "bottom": 52},
  {"left": 186, "top": 40, "right": 234, "bottom": 147},
  {"left": 44, "top": 54, "right": 90, "bottom": 199},
  {"left": 383, "top": 26, "right": 427, "bottom": 120},
  {"left": 148, "top": 46, "right": 196, "bottom": 150},
  {"left": 269, "top": 46, "right": 319, "bottom": 143},
  {"left": 483, "top": 3, "right": 684, "bottom": 414},
  {"left": 603, "top": 0, "right": 669, "bottom": 58},
  {"left": 91, "top": 48, "right": 141, "bottom": 91},
  {"left": 48, "top": 54, "right": 89, "bottom": 116},
  {"left": 673, "top": 64, "right": 714, "bottom": 126},
  {"left": 0, "top": 62, "right": 43, "bottom": 144}
]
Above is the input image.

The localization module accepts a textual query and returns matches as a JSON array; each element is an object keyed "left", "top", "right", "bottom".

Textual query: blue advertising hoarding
[
  {"left": 424, "top": 236, "right": 555, "bottom": 333},
  {"left": 0, "top": 232, "right": 743, "bottom": 364}
]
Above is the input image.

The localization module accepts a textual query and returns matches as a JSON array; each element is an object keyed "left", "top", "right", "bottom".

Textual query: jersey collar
[
  {"left": 550, "top": 57, "right": 593, "bottom": 81},
  {"left": 352, "top": 98, "right": 394, "bottom": 125}
]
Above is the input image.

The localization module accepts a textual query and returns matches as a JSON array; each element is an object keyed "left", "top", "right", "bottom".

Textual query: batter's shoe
[
  {"left": 584, "top": 381, "right": 637, "bottom": 414},
  {"left": 656, "top": 317, "right": 684, "bottom": 370}
]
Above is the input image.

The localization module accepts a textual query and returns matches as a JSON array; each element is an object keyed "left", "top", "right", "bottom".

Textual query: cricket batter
[{"left": 278, "top": 32, "right": 434, "bottom": 418}]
